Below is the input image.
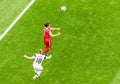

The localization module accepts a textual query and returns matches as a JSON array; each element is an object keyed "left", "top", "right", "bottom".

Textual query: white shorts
[{"left": 33, "top": 65, "right": 43, "bottom": 76}]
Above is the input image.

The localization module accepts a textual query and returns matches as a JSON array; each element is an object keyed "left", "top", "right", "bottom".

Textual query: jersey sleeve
[
  {"left": 32, "top": 54, "right": 36, "bottom": 59},
  {"left": 43, "top": 55, "right": 46, "bottom": 60},
  {"left": 44, "top": 54, "right": 49, "bottom": 60}
]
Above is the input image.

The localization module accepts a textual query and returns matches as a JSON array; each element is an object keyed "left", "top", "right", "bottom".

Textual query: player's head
[
  {"left": 39, "top": 49, "right": 43, "bottom": 54},
  {"left": 44, "top": 22, "right": 50, "bottom": 28}
]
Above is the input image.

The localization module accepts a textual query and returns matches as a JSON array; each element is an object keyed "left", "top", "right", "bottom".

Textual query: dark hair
[{"left": 44, "top": 22, "right": 50, "bottom": 27}]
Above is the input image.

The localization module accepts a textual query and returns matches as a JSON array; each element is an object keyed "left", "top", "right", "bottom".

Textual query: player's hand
[
  {"left": 57, "top": 28, "right": 60, "bottom": 30},
  {"left": 48, "top": 55, "right": 52, "bottom": 59},
  {"left": 24, "top": 55, "right": 27, "bottom": 58},
  {"left": 57, "top": 32, "right": 61, "bottom": 36}
]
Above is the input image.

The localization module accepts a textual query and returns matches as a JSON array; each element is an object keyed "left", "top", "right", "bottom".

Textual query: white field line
[
  {"left": 111, "top": 70, "right": 120, "bottom": 84},
  {"left": 0, "top": 0, "right": 35, "bottom": 40}
]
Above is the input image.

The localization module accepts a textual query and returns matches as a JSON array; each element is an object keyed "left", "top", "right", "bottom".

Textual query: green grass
[
  {"left": 0, "top": 0, "right": 31, "bottom": 35},
  {"left": 1, "top": 0, "right": 120, "bottom": 84}
]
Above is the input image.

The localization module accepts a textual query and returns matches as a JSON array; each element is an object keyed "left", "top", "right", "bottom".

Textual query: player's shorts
[{"left": 33, "top": 65, "right": 43, "bottom": 76}]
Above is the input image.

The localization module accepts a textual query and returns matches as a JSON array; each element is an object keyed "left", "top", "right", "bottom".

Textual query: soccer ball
[{"left": 61, "top": 6, "right": 67, "bottom": 11}]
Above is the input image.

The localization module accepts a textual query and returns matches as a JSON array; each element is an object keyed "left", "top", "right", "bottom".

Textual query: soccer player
[
  {"left": 24, "top": 49, "right": 52, "bottom": 80},
  {"left": 42, "top": 22, "right": 61, "bottom": 55}
]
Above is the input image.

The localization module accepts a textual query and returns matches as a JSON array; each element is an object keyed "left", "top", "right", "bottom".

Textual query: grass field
[
  {"left": 1, "top": 0, "right": 120, "bottom": 84},
  {"left": 0, "top": 0, "right": 31, "bottom": 35}
]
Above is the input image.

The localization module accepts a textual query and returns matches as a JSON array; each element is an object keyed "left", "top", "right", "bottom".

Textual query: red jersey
[{"left": 44, "top": 27, "right": 52, "bottom": 40}]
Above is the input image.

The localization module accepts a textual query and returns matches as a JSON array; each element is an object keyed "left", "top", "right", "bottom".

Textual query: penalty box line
[{"left": 0, "top": 0, "right": 35, "bottom": 40}]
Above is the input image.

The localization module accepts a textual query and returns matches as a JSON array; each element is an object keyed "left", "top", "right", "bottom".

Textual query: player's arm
[
  {"left": 50, "top": 28, "right": 60, "bottom": 31},
  {"left": 24, "top": 55, "right": 34, "bottom": 60},
  {"left": 50, "top": 32, "right": 61, "bottom": 38},
  {"left": 45, "top": 55, "right": 52, "bottom": 60}
]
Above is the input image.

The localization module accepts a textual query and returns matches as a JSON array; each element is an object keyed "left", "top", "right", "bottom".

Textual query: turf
[
  {"left": 0, "top": 0, "right": 31, "bottom": 35},
  {"left": 0, "top": 0, "right": 120, "bottom": 84}
]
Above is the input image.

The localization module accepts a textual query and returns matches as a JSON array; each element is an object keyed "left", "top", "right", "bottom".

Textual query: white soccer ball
[{"left": 61, "top": 6, "right": 67, "bottom": 11}]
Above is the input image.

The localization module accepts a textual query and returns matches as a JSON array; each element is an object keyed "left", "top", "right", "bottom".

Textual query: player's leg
[
  {"left": 49, "top": 40, "right": 52, "bottom": 48},
  {"left": 33, "top": 70, "right": 42, "bottom": 80},
  {"left": 42, "top": 40, "right": 52, "bottom": 55},
  {"left": 33, "top": 66, "right": 43, "bottom": 80}
]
